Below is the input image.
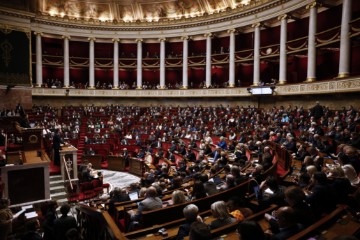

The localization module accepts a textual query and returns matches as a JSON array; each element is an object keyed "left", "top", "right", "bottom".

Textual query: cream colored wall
[{"left": 32, "top": 92, "right": 360, "bottom": 110}]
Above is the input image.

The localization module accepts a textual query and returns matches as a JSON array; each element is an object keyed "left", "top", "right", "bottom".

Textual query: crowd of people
[{"left": 1, "top": 102, "right": 360, "bottom": 239}]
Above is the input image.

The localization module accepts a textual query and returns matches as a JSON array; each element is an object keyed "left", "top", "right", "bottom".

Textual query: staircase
[
  {"left": 49, "top": 175, "right": 68, "bottom": 205},
  {"left": 77, "top": 119, "right": 87, "bottom": 164}
]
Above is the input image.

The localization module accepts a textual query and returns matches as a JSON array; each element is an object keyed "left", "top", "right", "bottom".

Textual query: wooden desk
[
  {"left": 319, "top": 215, "right": 360, "bottom": 239},
  {"left": 108, "top": 155, "right": 126, "bottom": 171},
  {"left": 83, "top": 154, "right": 102, "bottom": 169},
  {"left": 129, "top": 158, "right": 144, "bottom": 176}
]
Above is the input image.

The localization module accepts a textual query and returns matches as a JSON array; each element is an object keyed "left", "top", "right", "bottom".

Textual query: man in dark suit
[
  {"left": 52, "top": 129, "right": 64, "bottom": 166},
  {"left": 129, "top": 186, "right": 162, "bottom": 221},
  {"left": 53, "top": 204, "right": 77, "bottom": 240}
]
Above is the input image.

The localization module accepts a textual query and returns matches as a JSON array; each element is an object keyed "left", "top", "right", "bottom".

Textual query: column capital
[
  {"left": 112, "top": 38, "right": 120, "bottom": 42},
  {"left": 181, "top": 36, "right": 190, "bottom": 41},
  {"left": 204, "top": 33, "right": 213, "bottom": 38},
  {"left": 227, "top": 29, "right": 237, "bottom": 34},
  {"left": 34, "top": 32, "right": 43, "bottom": 36},
  {"left": 277, "top": 14, "right": 289, "bottom": 21},
  {"left": 306, "top": 1, "right": 320, "bottom": 9},
  {"left": 252, "top": 22, "right": 262, "bottom": 28},
  {"left": 87, "top": 37, "right": 96, "bottom": 42},
  {"left": 135, "top": 38, "right": 143, "bottom": 43},
  {"left": 62, "top": 35, "right": 71, "bottom": 40},
  {"left": 159, "top": 38, "right": 166, "bottom": 42}
]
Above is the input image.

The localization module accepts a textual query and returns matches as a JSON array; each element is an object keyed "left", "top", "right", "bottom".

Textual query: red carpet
[{"left": 49, "top": 160, "right": 61, "bottom": 175}]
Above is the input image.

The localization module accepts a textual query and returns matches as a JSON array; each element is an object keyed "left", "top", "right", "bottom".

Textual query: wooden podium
[
  {"left": 59, "top": 145, "right": 78, "bottom": 182},
  {"left": 129, "top": 158, "right": 144, "bottom": 176},
  {"left": 1, "top": 151, "right": 50, "bottom": 206},
  {"left": 108, "top": 155, "right": 126, "bottom": 171}
]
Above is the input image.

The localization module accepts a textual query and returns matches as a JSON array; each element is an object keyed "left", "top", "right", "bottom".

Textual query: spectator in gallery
[{"left": 189, "top": 222, "right": 211, "bottom": 240}]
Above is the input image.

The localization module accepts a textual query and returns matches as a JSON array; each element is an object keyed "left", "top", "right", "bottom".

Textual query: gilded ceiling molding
[
  {"left": 61, "top": 35, "right": 71, "bottom": 40},
  {"left": 159, "top": 38, "right": 166, "bottom": 42},
  {"left": 135, "top": 38, "right": 143, "bottom": 43},
  {"left": 112, "top": 38, "right": 120, "bottom": 42},
  {"left": 87, "top": 37, "right": 96, "bottom": 41},
  {"left": 0, "top": 0, "right": 298, "bottom": 32}
]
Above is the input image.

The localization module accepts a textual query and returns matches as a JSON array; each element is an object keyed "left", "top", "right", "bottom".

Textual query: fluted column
[
  {"left": 88, "top": 37, "right": 96, "bottom": 89},
  {"left": 62, "top": 35, "right": 70, "bottom": 88},
  {"left": 228, "top": 29, "right": 236, "bottom": 87},
  {"left": 112, "top": 38, "right": 119, "bottom": 89},
  {"left": 159, "top": 38, "right": 166, "bottom": 89},
  {"left": 181, "top": 36, "right": 189, "bottom": 89},
  {"left": 306, "top": 2, "right": 318, "bottom": 82},
  {"left": 338, "top": 0, "right": 352, "bottom": 78},
  {"left": 278, "top": 15, "right": 288, "bottom": 84},
  {"left": 205, "top": 33, "right": 213, "bottom": 88},
  {"left": 136, "top": 39, "right": 143, "bottom": 89},
  {"left": 252, "top": 23, "right": 261, "bottom": 86},
  {"left": 35, "top": 32, "right": 43, "bottom": 87}
]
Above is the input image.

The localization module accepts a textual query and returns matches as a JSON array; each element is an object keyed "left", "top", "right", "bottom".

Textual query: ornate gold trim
[
  {"left": 278, "top": 80, "right": 287, "bottom": 85},
  {"left": 337, "top": 73, "right": 349, "bottom": 78},
  {"left": 228, "top": 84, "right": 235, "bottom": 88},
  {"left": 112, "top": 87, "right": 119, "bottom": 89},
  {"left": 88, "top": 86, "right": 96, "bottom": 89},
  {"left": 305, "top": 77, "right": 316, "bottom": 82}
]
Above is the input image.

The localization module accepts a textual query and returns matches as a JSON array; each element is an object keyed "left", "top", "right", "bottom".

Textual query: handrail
[{"left": 63, "top": 155, "right": 73, "bottom": 190}]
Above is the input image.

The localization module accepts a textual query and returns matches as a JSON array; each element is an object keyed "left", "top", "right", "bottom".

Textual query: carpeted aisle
[{"left": 100, "top": 169, "right": 140, "bottom": 192}]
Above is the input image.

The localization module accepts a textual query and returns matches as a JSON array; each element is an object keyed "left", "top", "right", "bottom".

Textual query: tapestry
[{"left": 0, "top": 27, "right": 31, "bottom": 86}]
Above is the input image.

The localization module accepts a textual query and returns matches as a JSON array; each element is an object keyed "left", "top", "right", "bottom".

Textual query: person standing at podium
[{"left": 53, "top": 129, "right": 64, "bottom": 166}]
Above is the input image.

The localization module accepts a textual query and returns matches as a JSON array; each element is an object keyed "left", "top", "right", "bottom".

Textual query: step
[
  {"left": 50, "top": 180, "right": 64, "bottom": 187},
  {"left": 49, "top": 175, "right": 62, "bottom": 181},
  {"left": 50, "top": 185, "right": 66, "bottom": 194},
  {"left": 50, "top": 191, "right": 67, "bottom": 200},
  {"left": 56, "top": 198, "right": 68, "bottom": 205}
]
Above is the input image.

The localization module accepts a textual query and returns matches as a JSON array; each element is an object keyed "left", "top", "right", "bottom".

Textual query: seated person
[
  {"left": 128, "top": 186, "right": 162, "bottom": 221},
  {"left": 226, "top": 196, "right": 253, "bottom": 220},
  {"left": 237, "top": 221, "right": 266, "bottom": 240},
  {"left": 170, "top": 190, "right": 187, "bottom": 205},
  {"left": 258, "top": 176, "right": 286, "bottom": 207},
  {"left": 265, "top": 206, "right": 301, "bottom": 240},
  {"left": 208, "top": 200, "right": 236, "bottom": 230},
  {"left": 176, "top": 204, "right": 203, "bottom": 240},
  {"left": 189, "top": 222, "right": 211, "bottom": 240}
]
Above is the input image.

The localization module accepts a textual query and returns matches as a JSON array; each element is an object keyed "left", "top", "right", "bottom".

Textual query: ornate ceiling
[{"left": 0, "top": 0, "right": 269, "bottom": 23}]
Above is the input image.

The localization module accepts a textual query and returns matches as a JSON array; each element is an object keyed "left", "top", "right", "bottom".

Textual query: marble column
[
  {"left": 88, "top": 37, "right": 96, "bottom": 89},
  {"left": 112, "top": 38, "right": 119, "bottom": 89},
  {"left": 159, "top": 38, "right": 166, "bottom": 89},
  {"left": 306, "top": 2, "right": 318, "bottom": 82},
  {"left": 62, "top": 36, "right": 70, "bottom": 88},
  {"left": 136, "top": 39, "right": 143, "bottom": 89},
  {"left": 278, "top": 15, "right": 288, "bottom": 84},
  {"left": 338, "top": 0, "right": 352, "bottom": 78},
  {"left": 35, "top": 32, "right": 43, "bottom": 87},
  {"left": 228, "top": 29, "right": 236, "bottom": 87},
  {"left": 252, "top": 23, "right": 261, "bottom": 86},
  {"left": 205, "top": 33, "right": 213, "bottom": 88},
  {"left": 181, "top": 36, "right": 189, "bottom": 89}
]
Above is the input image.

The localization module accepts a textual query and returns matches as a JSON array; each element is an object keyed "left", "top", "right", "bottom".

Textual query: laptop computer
[{"left": 128, "top": 191, "right": 139, "bottom": 201}]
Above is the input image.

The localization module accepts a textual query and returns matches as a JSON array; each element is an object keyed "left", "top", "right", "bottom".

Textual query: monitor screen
[{"left": 251, "top": 87, "right": 273, "bottom": 95}]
